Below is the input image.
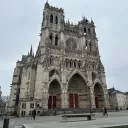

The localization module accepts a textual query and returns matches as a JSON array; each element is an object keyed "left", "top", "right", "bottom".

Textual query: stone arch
[
  {"left": 49, "top": 69, "right": 59, "bottom": 78},
  {"left": 49, "top": 67, "right": 60, "bottom": 73},
  {"left": 48, "top": 79, "right": 61, "bottom": 109},
  {"left": 93, "top": 80, "right": 105, "bottom": 108},
  {"left": 67, "top": 70, "right": 88, "bottom": 84},
  {"left": 73, "top": 60, "right": 77, "bottom": 68},
  {"left": 70, "top": 60, "right": 72, "bottom": 68},
  {"left": 67, "top": 72, "right": 89, "bottom": 108},
  {"left": 92, "top": 79, "right": 103, "bottom": 92}
]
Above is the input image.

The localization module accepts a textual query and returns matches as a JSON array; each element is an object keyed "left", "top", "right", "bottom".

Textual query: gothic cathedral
[{"left": 8, "top": 2, "right": 110, "bottom": 116}]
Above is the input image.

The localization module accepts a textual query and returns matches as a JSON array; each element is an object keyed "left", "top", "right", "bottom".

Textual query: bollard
[{"left": 3, "top": 118, "right": 9, "bottom": 128}]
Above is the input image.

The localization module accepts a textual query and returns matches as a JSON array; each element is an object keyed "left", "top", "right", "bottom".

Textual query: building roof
[
  {"left": 108, "top": 87, "right": 126, "bottom": 95},
  {"left": 108, "top": 87, "right": 116, "bottom": 94}
]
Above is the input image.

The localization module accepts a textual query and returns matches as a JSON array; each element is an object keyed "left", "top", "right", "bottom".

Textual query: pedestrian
[
  {"left": 102, "top": 107, "right": 105, "bottom": 116},
  {"left": 104, "top": 107, "right": 108, "bottom": 116},
  {"left": 27, "top": 111, "right": 32, "bottom": 120},
  {"left": 32, "top": 109, "right": 36, "bottom": 120}
]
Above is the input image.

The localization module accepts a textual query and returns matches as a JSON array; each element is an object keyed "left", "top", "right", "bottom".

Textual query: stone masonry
[{"left": 8, "top": 2, "right": 110, "bottom": 116}]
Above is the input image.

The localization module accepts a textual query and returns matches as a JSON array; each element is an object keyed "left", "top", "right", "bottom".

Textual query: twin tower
[{"left": 8, "top": 2, "right": 110, "bottom": 116}]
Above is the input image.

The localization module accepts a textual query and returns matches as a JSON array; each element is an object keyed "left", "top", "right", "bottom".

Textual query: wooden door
[
  {"left": 69, "top": 94, "right": 73, "bottom": 108},
  {"left": 48, "top": 96, "right": 52, "bottom": 109},
  {"left": 74, "top": 94, "right": 79, "bottom": 108},
  {"left": 53, "top": 96, "right": 56, "bottom": 108},
  {"left": 95, "top": 97, "right": 98, "bottom": 108}
]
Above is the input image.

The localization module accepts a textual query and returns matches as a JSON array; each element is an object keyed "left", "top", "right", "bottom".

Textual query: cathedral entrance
[
  {"left": 48, "top": 79, "right": 61, "bottom": 109},
  {"left": 68, "top": 73, "right": 88, "bottom": 108},
  {"left": 94, "top": 83, "right": 105, "bottom": 108}
]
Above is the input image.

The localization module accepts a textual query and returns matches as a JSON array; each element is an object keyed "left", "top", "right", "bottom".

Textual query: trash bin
[{"left": 3, "top": 118, "right": 9, "bottom": 128}]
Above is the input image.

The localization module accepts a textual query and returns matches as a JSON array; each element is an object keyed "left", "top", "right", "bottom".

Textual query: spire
[
  {"left": 30, "top": 45, "right": 33, "bottom": 56},
  {"left": 91, "top": 17, "right": 94, "bottom": 25},
  {"left": 45, "top": 0, "right": 49, "bottom": 8}
]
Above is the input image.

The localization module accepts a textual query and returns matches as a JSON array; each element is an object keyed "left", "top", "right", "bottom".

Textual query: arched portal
[
  {"left": 94, "top": 83, "right": 105, "bottom": 108},
  {"left": 68, "top": 74, "right": 88, "bottom": 108},
  {"left": 48, "top": 79, "right": 61, "bottom": 109}
]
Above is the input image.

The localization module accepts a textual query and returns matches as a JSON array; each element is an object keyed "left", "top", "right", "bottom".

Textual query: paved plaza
[{"left": 1, "top": 111, "right": 128, "bottom": 128}]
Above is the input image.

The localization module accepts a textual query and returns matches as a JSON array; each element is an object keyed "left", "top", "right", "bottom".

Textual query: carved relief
[{"left": 65, "top": 38, "right": 77, "bottom": 50}]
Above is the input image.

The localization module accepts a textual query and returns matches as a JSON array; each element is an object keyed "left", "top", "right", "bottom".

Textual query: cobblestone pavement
[{"left": 1, "top": 111, "right": 128, "bottom": 128}]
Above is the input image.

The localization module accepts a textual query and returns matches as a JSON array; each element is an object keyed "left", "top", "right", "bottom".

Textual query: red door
[
  {"left": 48, "top": 96, "right": 52, "bottom": 109},
  {"left": 53, "top": 96, "right": 56, "bottom": 108},
  {"left": 75, "top": 94, "right": 78, "bottom": 108},
  {"left": 69, "top": 94, "right": 73, "bottom": 108},
  {"left": 95, "top": 97, "right": 98, "bottom": 108}
]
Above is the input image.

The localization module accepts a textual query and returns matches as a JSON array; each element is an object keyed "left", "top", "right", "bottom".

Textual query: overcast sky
[{"left": 0, "top": 0, "right": 128, "bottom": 96}]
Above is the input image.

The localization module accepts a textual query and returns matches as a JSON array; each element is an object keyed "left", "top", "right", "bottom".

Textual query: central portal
[
  {"left": 68, "top": 73, "right": 88, "bottom": 108},
  {"left": 48, "top": 79, "right": 61, "bottom": 109}
]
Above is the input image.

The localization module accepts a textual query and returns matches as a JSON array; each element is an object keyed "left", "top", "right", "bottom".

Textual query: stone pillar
[
  {"left": 42, "top": 92, "right": 49, "bottom": 110},
  {"left": 61, "top": 92, "right": 68, "bottom": 108},
  {"left": 91, "top": 93, "right": 96, "bottom": 108},
  {"left": 61, "top": 83, "right": 68, "bottom": 108}
]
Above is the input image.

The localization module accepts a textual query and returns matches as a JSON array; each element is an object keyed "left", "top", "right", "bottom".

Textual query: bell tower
[
  {"left": 42, "top": 1, "right": 64, "bottom": 31},
  {"left": 39, "top": 1, "right": 65, "bottom": 51}
]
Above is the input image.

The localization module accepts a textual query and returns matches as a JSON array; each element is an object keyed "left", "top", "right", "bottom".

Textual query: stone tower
[{"left": 8, "top": 2, "right": 110, "bottom": 116}]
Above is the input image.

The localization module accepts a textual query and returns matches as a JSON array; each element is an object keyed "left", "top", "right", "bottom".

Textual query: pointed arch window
[
  {"left": 84, "top": 27, "right": 86, "bottom": 34},
  {"left": 49, "top": 34, "right": 53, "bottom": 44},
  {"left": 50, "top": 57, "right": 53, "bottom": 65},
  {"left": 55, "top": 36, "right": 58, "bottom": 46},
  {"left": 88, "top": 28, "right": 91, "bottom": 33},
  {"left": 78, "top": 61, "right": 81, "bottom": 68},
  {"left": 74, "top": 61, "right": 76, "bottom": 68},
  {"left": 50, "top": 14, "right": 53, "bottom": 23},
  {"left": 70, "top": 61, "right": 72, "bottom": 68},
  {"left": 55, "top": 16, "right": 58, "bottom": 24}
]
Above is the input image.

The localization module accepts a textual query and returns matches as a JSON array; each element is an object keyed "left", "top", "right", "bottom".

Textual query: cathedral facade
[{"left": 8, "top": 2, "right": 110, "bottom": 116}]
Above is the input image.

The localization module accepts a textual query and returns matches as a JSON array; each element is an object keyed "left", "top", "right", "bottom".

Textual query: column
[{"left": 61, "top": 83, "right": 68, "bottom": 108}]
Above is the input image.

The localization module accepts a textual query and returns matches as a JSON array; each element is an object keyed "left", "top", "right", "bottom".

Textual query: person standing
[
  {"left": 27, "top": 111, "right": 32, "bottom": 120},
  {"left": 104, "top": 107, "right": 108, "bottom": 116},
  {"left": 32, "top": 109, "right": 36, "bottom": 120},
  {"left": 102, "top": 107, "right": 105, "bottom": 116}
]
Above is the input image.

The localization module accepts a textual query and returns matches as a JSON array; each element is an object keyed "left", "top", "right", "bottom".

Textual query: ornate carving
[{"left": 65, "top": 38, "right": 77, "bottom": 50}]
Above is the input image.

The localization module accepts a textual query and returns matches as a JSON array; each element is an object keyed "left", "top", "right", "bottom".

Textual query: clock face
[{"left": 66, "top": 38, "right": 77, "bottom": 49}]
